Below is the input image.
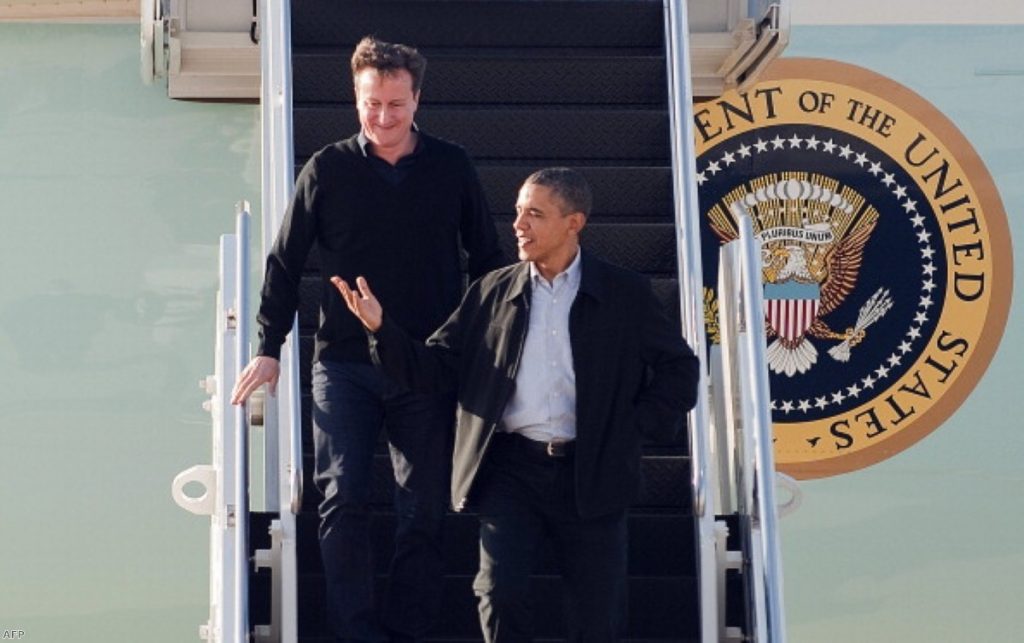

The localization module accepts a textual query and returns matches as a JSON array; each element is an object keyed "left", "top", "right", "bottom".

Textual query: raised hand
[{"left": 331, "top": 275, "right": 383, "bottom": 332}]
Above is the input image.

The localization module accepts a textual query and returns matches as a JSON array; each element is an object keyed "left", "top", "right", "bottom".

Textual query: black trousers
[
  {"left": 312, "top": 361, "right": 454, "bottom": 642},
  {"left": 472, "top": 432, "right": 628, "bottom": 643}
]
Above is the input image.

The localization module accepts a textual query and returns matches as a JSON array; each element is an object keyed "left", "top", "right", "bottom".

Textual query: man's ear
[{"left": 568, "top": 212, "right": 587, "bottom": 234}]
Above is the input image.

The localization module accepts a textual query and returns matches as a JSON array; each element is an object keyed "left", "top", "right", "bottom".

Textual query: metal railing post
[
  {"left": 173, "top": 203, "right": 254, "bottom": 643},
  {"left": 256, "top": 1, "right": 299, "bottom": 641},
  {"left": 736, "top": 215, "right": 787, "bottom": 643},
  {"left": 259, "top": 0, "right": 300, "bottom": 520},
  {"left": 663, "top": 1, "right": 718, "bottom": 641},
  {"left": 232, "top": 203, "right": 253, "bottom": 643}
]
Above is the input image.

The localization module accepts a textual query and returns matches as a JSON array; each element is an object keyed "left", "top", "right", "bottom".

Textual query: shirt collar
[
  {"left": 357, "top": 122, "right": 421, "bottom": 157},
  {"left": 529, "top": 247, "right": 582, "bottom": 290}
]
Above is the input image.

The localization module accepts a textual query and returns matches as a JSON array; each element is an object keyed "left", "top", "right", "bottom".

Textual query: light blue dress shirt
[{"left": 500, "top": 250, "right": 582, "bottom": 442}]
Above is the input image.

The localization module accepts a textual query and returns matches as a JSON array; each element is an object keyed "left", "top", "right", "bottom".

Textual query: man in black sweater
[{"left": 232, "top": 37, "right": 505, "bottom": 642}]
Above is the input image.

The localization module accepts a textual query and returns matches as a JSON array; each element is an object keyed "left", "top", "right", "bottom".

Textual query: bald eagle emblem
[{"left": 708, "top": 173, "right": 894, "bottom": 377}]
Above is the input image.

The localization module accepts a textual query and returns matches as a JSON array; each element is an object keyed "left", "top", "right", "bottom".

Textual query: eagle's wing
[{"left": 808, "top": 218, "right": 876, "bottom": 335}]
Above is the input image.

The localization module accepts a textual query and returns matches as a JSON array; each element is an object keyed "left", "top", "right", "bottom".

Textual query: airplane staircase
[
  {"left": 173, "top": 1, "right": 793, "bottom": 642},
  {"left": 257, "top": 2, "right": 700, "bottom": 640}
]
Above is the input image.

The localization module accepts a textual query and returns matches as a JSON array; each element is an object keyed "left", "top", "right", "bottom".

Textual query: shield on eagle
[{"left": 764, "top": 281, "right": 821, "bottom": 343}]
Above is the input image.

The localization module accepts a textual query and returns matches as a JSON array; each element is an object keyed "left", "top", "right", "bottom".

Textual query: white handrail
[
  {"left": 172, "top": 203, "right": 253, "bottom": 643},
  {"left": 663, "top": 2, "right": 718, "bottom": 642},
  {"left": 259, "top": 0, "right": 301, "bottom": 518},
  {"left": 715, "top": 223, "right": 790, "bottom": 643},
  {"left": 664, "top": 0, "right": 711, "bottom": 522},
  {"left": 715, "top": 238, "right": 746, "bottom": 643},
  {"left": 257, "top": 2, "right": 300, "bottom": 642},
  {"left": 232, "top": 203, "right": 253, "bottom": 643},
  {"left": 736, "top": 214, "right": 787, "bottom": 643},
  {"left": 173, "top": 195, "right": 302, "bottom": 643}
]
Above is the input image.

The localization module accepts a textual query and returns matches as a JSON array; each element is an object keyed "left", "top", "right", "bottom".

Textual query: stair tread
[
  {"left": 295, "top": 103, "right": 667, "bottom": 112},
  {"left": 294, "top": 46, "right": 665, "bottom": 58},
  {"left": 251, "top": 572, "right": 700, "bottom": 638},
  {"left": 292, "top": 0, "right": 664, "bottom": 49}
]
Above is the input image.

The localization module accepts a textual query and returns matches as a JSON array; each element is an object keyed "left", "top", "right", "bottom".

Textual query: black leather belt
[{"left": 493, "top": 430, "right": 575, "bottom": 458}]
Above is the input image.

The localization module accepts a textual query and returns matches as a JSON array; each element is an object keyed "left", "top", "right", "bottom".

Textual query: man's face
[
  {"left": 513, "top": 183, "right": 584, "bottom": 266},
  {"left": 354, "top": 68, "right": 419, "bottom": 154}
]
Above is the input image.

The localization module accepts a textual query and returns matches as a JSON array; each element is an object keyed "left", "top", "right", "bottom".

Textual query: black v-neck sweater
[{"left": 257, "top": 132, "right": 505, "bottom": 364}]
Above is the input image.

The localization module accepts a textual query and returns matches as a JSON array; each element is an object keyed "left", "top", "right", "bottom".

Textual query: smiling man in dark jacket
[{"left": 333, "top": 167, "right": 700, "bottom": 642}]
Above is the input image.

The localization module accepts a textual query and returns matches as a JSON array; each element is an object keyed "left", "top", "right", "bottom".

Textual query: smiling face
[
  {"left": 513, "top": 182, "right": 586, "bottom": 281},
  {"left": 354, "top": 68, "right": 419, "bottom": 161}
]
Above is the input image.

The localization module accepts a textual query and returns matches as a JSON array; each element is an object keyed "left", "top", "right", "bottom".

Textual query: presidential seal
[{"left": 696, "top": 59, "right": 1013, "bottom": 478}]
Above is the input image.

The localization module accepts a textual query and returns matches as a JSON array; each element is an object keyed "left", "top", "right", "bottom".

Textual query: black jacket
[{"left": 369, "top": 252, "right": 701, "bottom": 518}]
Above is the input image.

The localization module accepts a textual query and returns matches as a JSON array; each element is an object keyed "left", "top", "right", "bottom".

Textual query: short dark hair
[
  {"left": 351, "top": 36, "right": 427, "bottom": 93},
  {"left": 523, "top": 167, "right": 592, "bottom": 217}
]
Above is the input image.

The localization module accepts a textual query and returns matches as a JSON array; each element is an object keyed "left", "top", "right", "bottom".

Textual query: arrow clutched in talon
[{"left": 828, "top": 287, "right": 893, "bottom": 362}]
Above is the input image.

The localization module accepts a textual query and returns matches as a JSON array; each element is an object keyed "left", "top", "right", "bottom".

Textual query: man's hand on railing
[
  {"left": 231, "top": 355, "right": 280, "bottom": 405},
  {"left": 331, "top": 276, "right": 383, "bottom": 332}
]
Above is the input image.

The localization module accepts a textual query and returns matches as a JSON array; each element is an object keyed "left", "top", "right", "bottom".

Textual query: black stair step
[
  {"left": 258, "top": 574, "right": 697, "bottom": 638},
  {"left": 297, "top": 46, "right": 666, "bottom": 57},
  {"left": 292, "top": 0, "right": 663, "bottom": 49},
  {"left": 293, "top": 391, "right": 691, "bottom": 455},
  {"left": 250, "top": 510, "right": 710, "bottom": 638},
  {"left": 253, "top": 509, "right": 699, "bottom": 637},
  {"left": 293, "top": 227, "right": 680, "bottom": 340},
  {"left": 297, "top": 638, "right": 691, "bottom": 643},
  {"left": 476, "top": 165, "right": 673, "bottom": 219},
  {"left": 253, "top": 510, "right": 696, "bottom": 576},
  {"left": 292, "top": 402, "right": 692, "bottom": 461},
  {"left": 295, "top": 274, "right": 681, "bottom": 334},
  {"left": 502, "top": 222, "right": 678, "bottom": 274},
  {"left": 293, "top": 106, "right": 669, "bottom": 161},
  {"left": 292, "top": 448, "right": 692, "bottom": 512},
  {"left": 296, "top": 223, "right": 676, "bottom": 280},
  {"left": 294, "top": 50, "right": 666, "bottom": 105},
  {"left": 291, "top": 163, "right": 674, "bottom": 218}
]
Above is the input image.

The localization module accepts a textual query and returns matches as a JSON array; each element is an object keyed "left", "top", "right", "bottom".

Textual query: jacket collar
[
  {"left": 577, "top": 250, "right": 606, "bottom": 303},
  {"left": 504, "top": 262, "right": 532, "bottom": 302},
  {"left": 504, "top": 250, "right": 605, "bottom": 303}
]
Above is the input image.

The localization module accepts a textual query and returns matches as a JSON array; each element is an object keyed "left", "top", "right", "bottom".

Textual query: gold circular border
[{"left": 715, "top": 59, "right": 1014, "bottom": 478}]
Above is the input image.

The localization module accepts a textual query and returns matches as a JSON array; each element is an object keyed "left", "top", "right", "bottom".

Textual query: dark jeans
[
  {"left": 312, "top": 360, "right": 454, "bottom": 642},
  {"left": 472, "top": 432, "right": 628, "bottom": 643}
]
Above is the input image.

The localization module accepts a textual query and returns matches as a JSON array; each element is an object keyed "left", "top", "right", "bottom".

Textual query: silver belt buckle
[{"left": 546, "top": 440, "right": 566, "bottom": 457}]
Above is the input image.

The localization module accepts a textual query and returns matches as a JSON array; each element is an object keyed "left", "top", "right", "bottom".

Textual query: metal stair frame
[
  {"left": 172, "top": 204, "right": 254, "bottom": 643},
  {"left": 238, "top": 1, "right": 797, "bottom": 641}
]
